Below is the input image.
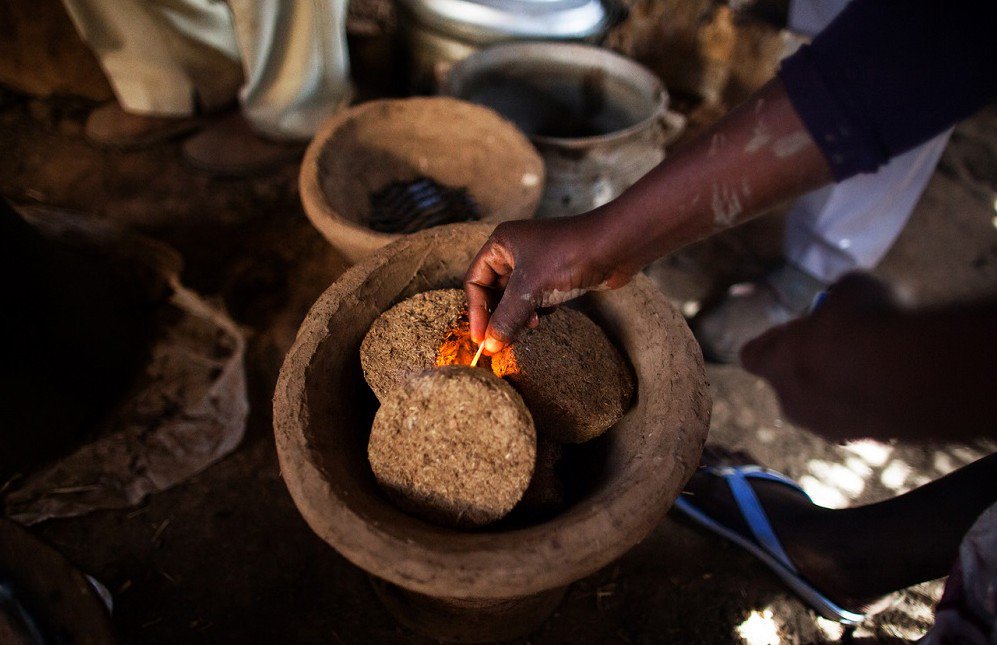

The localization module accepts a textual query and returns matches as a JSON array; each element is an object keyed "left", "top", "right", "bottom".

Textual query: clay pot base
[
  {"left": 370, "top": 577, "right": 566, "bottom": 643},
  {"left": 368, "top": 366, "right": 536, "bottom": 528}
]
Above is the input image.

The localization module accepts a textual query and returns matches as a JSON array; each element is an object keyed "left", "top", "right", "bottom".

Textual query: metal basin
[
  {"left": 443, "top": 42, "right": 686, "bottom": 217},
  {"left": 398, "top": 0, "right": 619, "bottom": 91}
]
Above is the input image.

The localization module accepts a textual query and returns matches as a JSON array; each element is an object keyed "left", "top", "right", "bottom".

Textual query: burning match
[{"left": 469, "top": 341, "right": 485, "bottom": 368}]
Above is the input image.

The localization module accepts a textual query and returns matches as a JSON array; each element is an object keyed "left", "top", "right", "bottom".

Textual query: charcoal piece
[{"left": 367, "top": 176, "right": 481, "bottom": 233}]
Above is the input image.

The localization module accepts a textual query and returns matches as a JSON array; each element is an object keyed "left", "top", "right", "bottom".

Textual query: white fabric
[
  {"left": 783, "top": 132, "right": 952, "bottom": 281},
  {"left": 784, "top": 0, "right": 952, "bottom": 283},
  {"left": 61, "top": 0, "right": 243, "bottom": 116},
  {"left": 229, "top": 0, "right": 352, "bottom": 139},
  {"left": 60, "top": 0, "right": 351, "bottom": 138}
]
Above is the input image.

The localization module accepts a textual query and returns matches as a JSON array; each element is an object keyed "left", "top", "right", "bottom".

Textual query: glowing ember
[
  {"left": 435, "top": 319, "right": 518, "bottom": 378},
  {"left": 435, "top": 320, "right": 479, "bottom": 367},
  {"left": 489, "top": 347, "right": 519, "bottom": 380}
]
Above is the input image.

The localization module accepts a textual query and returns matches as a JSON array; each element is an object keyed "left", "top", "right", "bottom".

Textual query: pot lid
[{"left": 399, "top": 0, "right": 617, "bottom": 44}]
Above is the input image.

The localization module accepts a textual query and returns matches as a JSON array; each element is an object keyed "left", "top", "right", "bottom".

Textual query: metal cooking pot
[
  {"left": 398, "top": 0, "right": 620, "bottom": 90},
  {"left": 443, "top": 42, "right": 686, "bottom": 218}
]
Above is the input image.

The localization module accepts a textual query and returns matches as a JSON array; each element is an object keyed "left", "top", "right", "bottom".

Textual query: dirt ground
[{"left": 2, "top": 2, "right": 996, "bottom": 643}]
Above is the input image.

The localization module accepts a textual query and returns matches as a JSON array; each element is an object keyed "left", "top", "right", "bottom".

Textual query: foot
[
  {"left": 679, "top": 467, "right": 889, "bottom": 615},
  {"left": 85, "top": 102, "right": 201, "bottom": 150},
  {"left": 692, "top": 263, "right": 828, "bottom": 364},
  {"left": 181, "top": 113, "right": 305, "bottom": 177}
]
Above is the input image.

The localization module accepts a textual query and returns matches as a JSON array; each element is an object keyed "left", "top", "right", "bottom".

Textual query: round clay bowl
[
  {"left": 299, "top": 98, "right": 545, "bottom": 264},
  {"left": 273, "top": 223, "right": 710, "bottom": 641}
]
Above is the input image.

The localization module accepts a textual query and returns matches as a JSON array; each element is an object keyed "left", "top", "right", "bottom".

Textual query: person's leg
[
  {"left": 680, "top": 453, "right": 997, "bottom": 610},
  {"left": 694, "top": 127, "right": 952, "bottom": 363},
  {"left": 182, "top": 0, "right": 353, "bottom": 175},
  {"left": 62, "top": 0, "right": 242, "bottom": 116},
  {"left": 693, "top": 0, "right": 951, "bottom": 363},
  {"left": 782, "top": 0, "right": 951, "bottom": 283},
  {"left": 231, "top": 0, "right": 353, "bottom": 140},
  {"left": 784, "top": 130, "right": 952, "bottom": 284},
  {"left": 60, "top": 0, "right": 242, "bottom": 146}
]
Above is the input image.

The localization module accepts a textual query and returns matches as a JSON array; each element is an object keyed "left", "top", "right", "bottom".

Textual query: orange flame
[{"left": 435, "top": 318, "right": 518, "bottom": 378}]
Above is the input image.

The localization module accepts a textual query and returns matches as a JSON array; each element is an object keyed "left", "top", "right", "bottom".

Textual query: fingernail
[{"left": 484, "top": 337, "right": 503, "bottom": 354}]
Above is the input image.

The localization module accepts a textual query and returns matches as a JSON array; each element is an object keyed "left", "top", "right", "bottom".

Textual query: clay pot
[
  {"left": 273, "top": 223, "right": 710, "bottom": 642},
  {"left": 299, "top": 98, "right": 544, "bottom": 264}
]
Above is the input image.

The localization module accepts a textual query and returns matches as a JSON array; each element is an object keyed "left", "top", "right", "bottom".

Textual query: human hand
[
  {"left": 463, "top": 212, "right": 637, "bottom": 353},
  {"left": 740, "top": 273, "right": 911, "bottom": 442}
]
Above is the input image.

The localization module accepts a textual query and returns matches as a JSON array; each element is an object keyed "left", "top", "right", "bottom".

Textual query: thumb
[
  {"left": 825, "top": 273, "right": 896, "bottom": 313},
  {"left": 483, "top": 275, "right": 536, "bottom": 353},
  {"left": 740, "top": 323, "right": 787, "bottom": 377}
]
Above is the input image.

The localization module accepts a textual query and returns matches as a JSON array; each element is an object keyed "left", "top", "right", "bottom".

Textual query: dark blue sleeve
[{"left": 777, "top": 0, "right": 997, "bottom": 181}]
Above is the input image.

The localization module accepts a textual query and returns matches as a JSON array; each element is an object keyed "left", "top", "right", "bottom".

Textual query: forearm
[
  {"left": 742, "top": 276, "right": 997, "bottom": 444},
  {"left": 589, "top": 78, "right": 832, "bottom": 272}
]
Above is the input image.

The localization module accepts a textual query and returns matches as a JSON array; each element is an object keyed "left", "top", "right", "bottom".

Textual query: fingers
[
  {"left": 465, "top": 282, "right": 495, "bottom": 345},
  {"left": 483, "top": 273, "right": 537, "bottom": 354},
  {"left": 824, "top": 272, "right": 896, "bottom": 313},
  {"left": 464, "top": 238, "right": 514, "bottom": 344},
  {"left": 740, "top": 318, "right": 802, "bottom": 385},
  {"left": 740, "top": 324, "right": 782, "bottom": 377}
]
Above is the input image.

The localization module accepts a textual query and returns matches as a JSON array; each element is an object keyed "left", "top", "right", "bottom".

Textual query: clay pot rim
[
  {"left": 298, "top": 97, "right": 545, "bottom": 265},
  {"left": 299, "top": 103, "right": 399, "bottom": 252},
  {"left": 273, "top": 223, "right": 709, "bottom": 599}
]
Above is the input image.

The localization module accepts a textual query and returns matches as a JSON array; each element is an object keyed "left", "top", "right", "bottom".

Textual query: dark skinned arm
[
  {"left": 464, "top": 78, "right": 833, "bottom": 353},
  {"left": 742, "top": 274, "right": 997, "bottom": 443}
]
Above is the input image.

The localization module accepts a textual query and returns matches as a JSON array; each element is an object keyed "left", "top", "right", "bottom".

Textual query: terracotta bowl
[
  {"left": 273, "top": 223, "right": 710, "bottom": 642},
  {"left": 299, "top": 98, "right": 545, "bottom": 264}
]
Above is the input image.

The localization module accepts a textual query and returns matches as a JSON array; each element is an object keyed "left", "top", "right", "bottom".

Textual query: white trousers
[
  {"left": 61, "top": 0, "right": 352, "bottom": 140},
  {"left": 784, "top": 0, "right": 951, "bottom": 282}
]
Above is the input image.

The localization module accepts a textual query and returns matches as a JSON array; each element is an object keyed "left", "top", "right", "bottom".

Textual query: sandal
[{"left": 673, "top": 465, "right": 867, "bottom": 625}]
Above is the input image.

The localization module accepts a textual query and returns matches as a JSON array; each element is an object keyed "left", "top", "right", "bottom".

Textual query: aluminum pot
[
  {"left": 443, "top": 42, "right": 686, "bottom": 218},
  {"left": 398, "top": 0, "right": 619, "bottom": 91}
]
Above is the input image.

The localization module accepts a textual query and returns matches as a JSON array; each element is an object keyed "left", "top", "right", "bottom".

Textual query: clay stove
[
  {"left": 298, "top": 98, "right": 544, "bottom": 264},
  {"left": 273, "top": 223, "right": 710, "bottom": 642}
]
